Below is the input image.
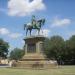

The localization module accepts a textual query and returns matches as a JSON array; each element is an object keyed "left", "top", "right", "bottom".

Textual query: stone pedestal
[
  {"left": 22, "top": 35, "right": 45, "bottom": 60},
  {"left": 13, "top": 36, "right": 58, "bottom": 69}
]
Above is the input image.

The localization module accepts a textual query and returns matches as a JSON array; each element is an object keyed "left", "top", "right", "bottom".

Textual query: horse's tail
[{"left": 24, "top": 24, "right": 26, "bottom": 30}]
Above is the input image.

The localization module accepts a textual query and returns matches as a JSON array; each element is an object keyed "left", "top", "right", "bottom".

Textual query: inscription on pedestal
[{"left": 27, "top": 43, "right": 36, "bottom": 53}]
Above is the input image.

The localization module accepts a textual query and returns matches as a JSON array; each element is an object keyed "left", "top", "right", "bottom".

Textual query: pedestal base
[
  {"left": 12, "top": 53, "right": 58, "bottom": 69},
  {"left": 14, "top": 61, "right": 57, "bottom": 69}
]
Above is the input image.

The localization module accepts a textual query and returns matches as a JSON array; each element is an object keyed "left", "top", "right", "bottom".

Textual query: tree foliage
[
  {"left": 64, "top": 35, "right": 75, "bottom": 64},
  {"left": 0, "top": 38, "right": 9, "bottom": 58},
  {"left": 44, "top": 36, "right": 65, "bottom": 59},
  {"left": 10, "top": 48, "right": 25, "bottom": 60},
  {"left": 44, "top": 35, "right": 75, "bottom": 65}
]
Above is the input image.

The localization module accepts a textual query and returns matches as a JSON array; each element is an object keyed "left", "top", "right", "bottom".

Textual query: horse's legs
[
  {"left": 26, "top": 29, "right": 28, "bottom": 36},
  {"left": 38, "top": 29, "right": 40, "bottom": 35},
  {"left": 30, "top": 29, "right": 31, "bottom": 36}
]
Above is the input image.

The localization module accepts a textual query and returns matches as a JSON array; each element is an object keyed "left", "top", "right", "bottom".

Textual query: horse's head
[{"left": 37, "top": 18, "right": 45, "bottom": 28}]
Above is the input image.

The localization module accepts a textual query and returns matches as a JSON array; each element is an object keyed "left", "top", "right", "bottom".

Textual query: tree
[
  {"left": 0, "top": 38, "right": 9, "bottom": 58},
  {"left": 44, "top": 36, "right": 65, "bottom": 64},
  {"left": 10, "top": 48, "right": 25, "bottom": 60},
  {"left": 44, "top": 35, "right": 75, "bottom": 65},
  {"left": 65, "top": 35, "right": 75, "bottom": 64}
]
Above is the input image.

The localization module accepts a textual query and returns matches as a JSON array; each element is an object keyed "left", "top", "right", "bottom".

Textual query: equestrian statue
[{"left": 24, "top": 15, "right": 45, "bottom": 36}]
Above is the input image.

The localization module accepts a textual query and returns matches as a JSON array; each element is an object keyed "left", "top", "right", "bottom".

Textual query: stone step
[
  {"left": 13, "top": 60, "right": 58, "bottom": 69},
  {"left": 22, "top": 54, "right": 46, "bottom": 60}
]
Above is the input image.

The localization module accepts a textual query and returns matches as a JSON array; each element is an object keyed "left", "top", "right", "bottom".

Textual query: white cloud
[
  {"left": 7, "top": 0, "right": 45, "bottom": 16},
  {"left": 0, "top": 27, "right": 22, "bottom": 39},
  {"left": 0, "top": 28, "right": 10, "bottom": 35},
  {"left": 21, "top": 40, "right": 25, "bottom": 44},
  {"left": 51, "top": 16, "right": 71, "bottom": 27},
  {"left": 9, "top": 33, "right": 23, "bottom": 39},
  {"left": 36, "top": 29, "right": 50, "bottom": 37}
]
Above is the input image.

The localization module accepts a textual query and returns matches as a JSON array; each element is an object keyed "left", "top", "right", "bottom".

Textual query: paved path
[{"left": 0, "top": 64, "right": 10, "bottom": 68}]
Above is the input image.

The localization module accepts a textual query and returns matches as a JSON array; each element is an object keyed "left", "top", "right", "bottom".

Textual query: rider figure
[{"left": 31, "top": 15, "right": 36, "bottom": 28}]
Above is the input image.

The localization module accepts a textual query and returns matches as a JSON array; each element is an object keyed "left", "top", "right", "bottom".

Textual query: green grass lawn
[{"left": 0, "top": 66, "right": 75, "bottom": 75}]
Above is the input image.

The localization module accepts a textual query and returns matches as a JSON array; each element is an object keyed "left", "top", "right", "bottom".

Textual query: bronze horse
[{"left": 24, "top": 19, "right": 45, "bottom": 36}]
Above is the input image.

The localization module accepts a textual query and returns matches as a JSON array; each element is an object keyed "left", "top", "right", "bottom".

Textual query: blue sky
[{"left": 0, "top": 0, "right": 75, "bottom": 52}]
